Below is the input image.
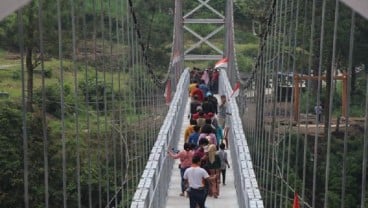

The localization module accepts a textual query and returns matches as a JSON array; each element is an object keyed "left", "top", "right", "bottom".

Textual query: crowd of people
[{"left": 168, "top": 67, "right": 231, "bottom": 208}]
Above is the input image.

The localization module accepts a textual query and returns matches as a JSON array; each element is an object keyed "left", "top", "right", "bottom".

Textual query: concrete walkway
[{"left": 165, "top": 96, "right": 239, "bottom": 208}]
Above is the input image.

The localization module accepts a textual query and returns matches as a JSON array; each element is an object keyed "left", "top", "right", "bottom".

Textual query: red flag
[
  {"left": 164, "top": 81, "right": 171, "bottom": 105},
  {"left": 229, "top": 82, "right": 240, "bottom": 98},
  {"left": 293, "top": 192, "right": 299, "bottom": 208},
  {"left": 214, "top": 58, "right": 228, "bottom": 69}
]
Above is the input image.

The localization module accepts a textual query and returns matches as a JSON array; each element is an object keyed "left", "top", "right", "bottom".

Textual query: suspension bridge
[{"left": 0, "top": 0, "right": 368, "bottom": 208}]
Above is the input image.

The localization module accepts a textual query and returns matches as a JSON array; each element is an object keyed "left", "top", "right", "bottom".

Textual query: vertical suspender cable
[
  {"left": 278, "top": 0, "right": 289, "bottom": 205},
  {"left": 134, "top": 19, "right": 139, "bottom": 188},
  {"left": 291, "top": 0, "right": 301, "bottom": 191},
  {"left": 359, "top": 11, "right": 368, "bottom": 208},
  {"left": 116, "top": 0, "right": 126, "bottom": 205},
  {"left": 323, "top": 0, "right": 338, "bottom": 207},
  {"left": 342, "top": 9, "right": 355, "bottom": 208},
  {"left": 92, "top": 0, "right": 103, "bottom": 206},
  {"left": 285, "top": 0, "right": 300, "bottom": 206},
  {"left": 260, "top": 29, "right": 271, "bottom": 189},
  {"left": 107, "top": 0, "right": 118, "bottom": 206},
  {"left": 306, "top": 0, "right": 317, "bottom": 206},
  {"left": 121, "top": 0, "right": 130, "bottom": 206},
  {"left": 125, "top": 0, "right": 131, "bottom": 201},
  {"left": 99, "top": 0, "right": 111, "bottom": 203},
  {"left": 18, "top": 8, "right": 29, "bottom": 208},
  {"left": 271, "top": 0, "right": 284, "bottom": 205},
  {"left": 81, "top": 0, "right": 93, "bottom": 206},
  {"left": 38, "top": 0, "right": 49, "bottom": 207},
  {"left": 265, "top": 1, "right": 279, "bottom": 203},
  {"left": 302, "top": 0, "right": 314, "bottom": 206},
  {"left": 56, "top": 0, "right": 68, "bottom": 206},
  {"left": 69, "top": 0, "right": 82, "bottom": 206}
]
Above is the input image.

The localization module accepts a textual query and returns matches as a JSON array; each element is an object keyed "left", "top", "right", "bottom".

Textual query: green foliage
[
  {"left": 11, "top": 70, "right": 21, "bottom": 80},
  {"left": 33, "top": 83, "right": 72, "bottom": 118},
  {"left": 236, "top": 43, "right": 259, "bottom": 72},
  {"left": 78, "top": 75, "right": 113, "bottom": 111}
]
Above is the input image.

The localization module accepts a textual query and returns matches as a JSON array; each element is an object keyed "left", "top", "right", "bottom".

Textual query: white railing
[
  {"left": 130, "top": 68, "right": 190, "bottom": 208},
  {"left": 131, "top": 68, "right": 264, "bottom": 208},
  {"left": 219, "top": 70, "right": 264, "bottom": 208}
]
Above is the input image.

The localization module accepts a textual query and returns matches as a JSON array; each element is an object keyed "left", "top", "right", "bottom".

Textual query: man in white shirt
[{"left": 184, "top": 156, "right": 210, "bottom": 208}]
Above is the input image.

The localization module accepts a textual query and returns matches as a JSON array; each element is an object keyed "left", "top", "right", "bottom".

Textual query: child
[{"left": 217, "top": 143, "right": 230, "bottom": 185}]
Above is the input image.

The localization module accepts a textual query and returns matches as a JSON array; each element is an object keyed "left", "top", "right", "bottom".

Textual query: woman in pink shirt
[{"left": 168, "top": 143, "right": 194, "bottom": 196}]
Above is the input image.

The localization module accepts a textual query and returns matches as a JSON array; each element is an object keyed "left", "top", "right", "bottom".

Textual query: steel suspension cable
[
  {"left": 92, "top": 0, "right": 103, "bottom": 206},
  {"left": 278, "top": 0, "right": 290, "bottom": 205},
  {"left": 342, "top": 9, "right": 355, "bottom": 208},
  {"left": 259, "top": 25, "right": 272, "bottom": 191},
  {"left": 291, "top": 0, "right": 301, "bottom": 192},
  {"left": 56, "top": 0, "right": 68, "bottom": 206},
  {"left": 80, "top": 1, "right": 93, "bottom": 206},
  {"left": 98, "top": 0, "right": 110, "bottom": 203},
  {"left": 69, "top": 0, "right": 82, "bottom": 206},
  {"left": 305, "top": 0, "right": 317, "bottom": 207},
  {"left": 18, "top": 7, "right": 29, "bottom": 208},
  {"left": 362, "top": 14, "right": 368, "bottom": 206},
  {"left": 37, "top": 0, "right": 49, "bottom": 207},
  {"left": 284, "top": 0, "right": 299, "bottom": 206},
  {"left": 323, "top": 0, "right": 339, "bottom": 207},
  {"left": 127, "top": 0, "right": 170, "bottom": 88},
  {"left": 125, "top": 0, "right": 132, "bottom": 202},
  {"left": 122, "top": 1, "right": 131, "bottom": 206},
  {"left": 265, "top": 1, "right": 280, "bottom": 204},
  {"left": 108, "top": 0, "right": 118, "bottom": 207},
  {"left": 301, "top": 0, "right": 314, "bottom": 206},
  {"left": 270, "top": 0, "right": 284, "bottom": 205}
]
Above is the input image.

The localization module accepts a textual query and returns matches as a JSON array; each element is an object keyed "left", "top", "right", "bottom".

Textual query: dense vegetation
[
  {"left": 242, "top": 0, "right": 368, "bottom": 207},
  {"left": 0, "top": 0, "right": 367, "bottom": 207},
  {"left": 0, "top": 0, "right": 167, "bottom": 207}
]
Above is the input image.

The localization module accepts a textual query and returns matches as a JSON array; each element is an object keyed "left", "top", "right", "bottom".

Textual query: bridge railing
[
  {"left": 130, "top": 69, "right": 190, "bottom": 208},
  {"left": 219, "top": 70, "right": 264, "bottom": 208}
]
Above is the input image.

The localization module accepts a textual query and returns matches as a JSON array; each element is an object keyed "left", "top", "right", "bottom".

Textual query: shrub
[{"left": 34, "top": 83, "right": 72, "bottom": 118}]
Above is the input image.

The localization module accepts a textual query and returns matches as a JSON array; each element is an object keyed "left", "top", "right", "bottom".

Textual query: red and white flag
[
  {"left": 292, "top": 192, "right": 299, "bottom": 208},
  {"left": 214, "top": 57, "right": 228, "bottom": 69},
  {"left": 229, "top": 82, "right": 240, "bottom": 98},
  {"left": 164, "top": 81, "right": 171, "bottom": 105}
]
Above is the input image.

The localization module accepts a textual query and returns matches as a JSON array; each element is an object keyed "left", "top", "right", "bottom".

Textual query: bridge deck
[{"left": 165, "top": 96, "right": 239, "bottom": 208}]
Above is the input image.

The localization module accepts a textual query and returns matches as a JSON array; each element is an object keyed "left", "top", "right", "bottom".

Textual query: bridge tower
[{"left": 177, "top": 0, "right": 226, "bottom": 61}]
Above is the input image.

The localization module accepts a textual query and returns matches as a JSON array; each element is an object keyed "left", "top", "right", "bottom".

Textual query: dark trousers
[
  {"left": 221, "top": 169, "right": 226, "bottom": 184},
  {"left": 188, "top": 188, "right": 206, "bottom": 208},
  {"left": 180, "top": 167, "right": 189, "bottom": 193}
]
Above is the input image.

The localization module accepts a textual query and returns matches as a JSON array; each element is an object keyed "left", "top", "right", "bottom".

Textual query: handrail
[
  {"left": 219, "top": 70, "right": 264, "bottom": 208},
  {"left": 130, "top": 68, "right": 190, "bottom": 208}
]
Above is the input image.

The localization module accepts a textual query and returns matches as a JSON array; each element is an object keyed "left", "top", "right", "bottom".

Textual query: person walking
[
  {"left": 217, "top": 143, "right": 230, "bottom": 185},
  {"left": 203, "top": 144, "right": 221, "bottom": 198},
  {"left": 314, "top": 104, "right": 323, "bottom": 123},
  {"left": 168, "top": 143, "right": 194, "bottom": 196},
  {"left": 184, "top": 156, "right": 210, "bottom": 208},
  {"left": 218, "top": 95, "right": 231, "bottom": 148}
]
